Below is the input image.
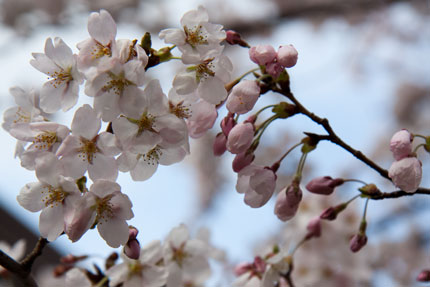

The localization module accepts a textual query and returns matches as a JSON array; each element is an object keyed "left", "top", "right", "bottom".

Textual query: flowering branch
[{"left": 272, "top": 87, "right": 390, "bottom": 179}]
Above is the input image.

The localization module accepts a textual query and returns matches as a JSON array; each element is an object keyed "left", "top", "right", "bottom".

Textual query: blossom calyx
[
  {"left": 305, "top": 176, "right": 344, "bottom": 195},
  {"left": 359, "top": 183, "right": 382, "bottom": 197},
  {"left": 272, "top": 102, "right": 298, "bottom": 119}
]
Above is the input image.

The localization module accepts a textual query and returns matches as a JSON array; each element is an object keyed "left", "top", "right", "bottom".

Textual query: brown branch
[
  {"left": 0, "top": 237, "right": 48, "bottom": 287},
  {"left": 367, "top": 188, "right": 430, "bottom": 200},
  {"left": 272, "top": 87, "right": 390, "bottom": 180}
]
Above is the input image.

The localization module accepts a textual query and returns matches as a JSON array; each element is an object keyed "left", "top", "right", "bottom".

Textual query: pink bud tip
[
  {"left": 349, "top": 234, "right": 367, "bottom": 252},
  {"left": 306, "top": 176, "right": 344, "bottom": 195},
  {"left": 234, "top": 262, "right": 252, "bottom": 276},
  {"left": 417, "top": 270, "right": 430, "bottom": 282},
  {"left": 306, "top": 217, "right": 321, "bottom": 239},
  {"left": 390, "top": 129, "right": 413, "bottom": 161},
  {"left": 213, "top": 133, "right": 227, "bottom": 156},
  {"left": 124, "top": 239, "right": 140, "bottom": 260}
]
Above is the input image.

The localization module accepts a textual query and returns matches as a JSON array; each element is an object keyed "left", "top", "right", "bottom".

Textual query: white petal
[
  {"left": 88, "top": 10, "right": 117, "bottom": 46},
  {"left": 197, "top": 77, "right": 227, "bottom": 105},
  {"left": 39, "top": 205, "right": 64, "bottom": 241},
  {"left": 17, "top": 182, "right": 46, "bottom": 212},
  {"left": 130, "top": 158, "right": 157, "bottom": 181},
  {"left": 89, "top": 153, "right": 118, "bottom": 181},
  {"left": 98, "top": 218, "right": 129, "bottom": 248},
  {"left": 71, "top": 104, "right": 101, "bottom": 139}
]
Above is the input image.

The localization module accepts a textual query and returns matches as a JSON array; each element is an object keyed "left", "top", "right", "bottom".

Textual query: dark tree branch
[
  {"left": 0, "top": 237, "right": 48, "bottom": 287},
  {"left": 368, "top": 188, "right": 430, "bottom": 200}
]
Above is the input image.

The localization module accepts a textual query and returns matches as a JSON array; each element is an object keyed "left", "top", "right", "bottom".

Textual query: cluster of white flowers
[
  {"left": 2, "top": 7, "right": 230, "bottom": 251},
  {"left": 62, "top": 224, "right": 223, "bottom": 287}
]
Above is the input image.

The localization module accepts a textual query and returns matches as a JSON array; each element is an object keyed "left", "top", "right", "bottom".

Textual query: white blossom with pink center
[
  {"left": 85, "top": 39, "right": 149, "bottom": 122},
  {"left": 17, "top": 153, "right": 81, "bottom": 241},
  {"left": 159, "top": 5, "right": 226, "bottom": 64},
  {"left": 9, "top": 122, "right": 69, "bottom": 170},
  {"left": 56, "top": 104, "right": 120, "bottom": 181},
  {"left": 77, "top": 9, "right": 117, "bottom": 79},
  {"left": 106, "top": 240, "right": 167, "bottom": 287},
  {"left": 65, "top": 180, "right": 133, "bottom": 247},
  {"left": 163, "top": 224, "right": 212, "bottom": 287},
  {"left": 30, "top": 37, "right": 84, "bottom": 113},
  {"left": 236, "top": 164, "right": 277, "bottom": 208},
  {"left": 172, "top": 53, "right": 232, "bottom": 105},
  {"left": 112, "top": 80, "right": 188, "bottom": 153}
]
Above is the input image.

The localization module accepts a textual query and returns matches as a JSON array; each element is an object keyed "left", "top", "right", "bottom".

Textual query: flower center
[
  {"left": 91, "top": 42, "right": 112, "bottom": 59},
  {"left": 78, "top": 137, "right": 100, "bottom": 164},
  {"left": 171, "top": 242, "right": 188, "bottom": 268},
  {"left": 47, "top": 67, "right": 73, "bottom": 88},
  {"left": 138, "top": 146, "right": 162, "bottom": 165},
  {"left": 102, "top": 72, "right": 134, "bottom": 96},
  {"left": 128, "top": 262, "right": 145, "bottom": 275},
  {"left": 95, "top": 194, "right": 115, "bottom": 223},
  {"left": 129, "top": 112, "right": 157, "bottom": 136},
  {"left": 41, "top": 185, "right": 67, "bottom": 207},
  {"left": 169, "top": 101, "right": 191, "bottom": 119},
  {"left": 184, "top": 25, "right": 208, "bottom": 47},
  {"left": 33, "top": 131, "right": 58, "bottom": 150},
  {"left": 13, "top": 108, "right": 31, "bottom": 124},
  {"left": 188, "top": 58, "right": 215, "bottom": 82}
]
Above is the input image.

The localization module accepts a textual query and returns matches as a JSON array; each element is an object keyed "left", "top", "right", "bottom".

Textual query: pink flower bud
[
  {"left": 277, "top": 45, "right": 298, "bottom": 68},
  {"left": 417, "top": 270, "right": 430, "bottom": 282},
  {"left": 305, "top": 176, "right": 344, "bottom": 195},
  {"left": 60, "top": 254, "right": 88, "bottom": 264},
  {"left": 319, "top": 203, "right": 347, "bottom": 221},
  {"left": 265, "top": 61, "right": 284, "bottom": 78},
  {"left": 221, "top": 113, "right": 236, "bottom": 136},
  {"left": 253, "top": 256, "right": 266, "bottom": 274},
  {"left": 388, "top": 157, "right": 422, "bottom": 193},
  {"left": 274, "top": 185, "right": 303, "bottom": 221},
  {"left": 124, "top": 226, "right": 140, "bottom": 260},
  {"left": 390, "top": 129, "right": 413, "bottom": 160},
  {"left": 305, "top": 217, "right": 321, "bottom": 239},
  {"left": 234, "top": 262, "right": 252, "bottom": 276},
  {"left": 225, "top": 30, "right": 249, "bottom": 47},
  {"left": 226, "top": 122, "right": 254, "bottom": 154},
  {"left": 349, "top": 234, "right": 367, "bottom": 252},
  {"left": 233, "top": 151, "right": 255, "bottom": 172},
  {"left": 249, "top": 45, "right": 277, "bottom": 65},
  {"left": 213, "top": 132, "right": 227, "bottom": 156},
  {"left": 124, "top": 239, "right": 140, "bottom": 260},
  {"left": 226, "top": 80, "right": 260, "bottom": 115}
]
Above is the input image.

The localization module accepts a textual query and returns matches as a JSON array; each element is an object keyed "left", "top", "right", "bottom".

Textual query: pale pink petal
[
  {"left": 71, "top": 105, "right": 101, "bottom": 139},
  {"left": 197, "top": 77, "right": 227, "bottom": 105},
  {"left": 90, "top": 179, "right": 121, "bottom": 198},
  {"left": 98, "top": 218, "right": 129, "bottom": 247},
  {"left": 130, "top": 158, "right": 158, "bottom": 181},
  {"left": 88, "top": 10, "right": 117, "bottom": 46},
  {"left": 39, "top": 204, "right": 64, "bottom": 241},
  {"left": 17, "top": 182, "right": 46, "bottom": 212}
]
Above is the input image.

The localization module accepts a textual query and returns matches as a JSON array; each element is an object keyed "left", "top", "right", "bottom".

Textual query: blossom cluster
[{"left": 2, "top": 7, "right": 230, "bottom": 249}]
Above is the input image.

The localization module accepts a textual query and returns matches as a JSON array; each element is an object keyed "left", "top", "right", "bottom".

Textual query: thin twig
[
  {"left": 21, "top": 237, "right": 48, "bottom": 271},
  {"left": 368, "top": 188, "right": 430, "bottom": 200}
]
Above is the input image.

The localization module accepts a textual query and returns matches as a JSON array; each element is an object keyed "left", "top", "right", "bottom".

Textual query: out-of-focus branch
[{"left": 0, "top": 237, "right": 48, "bottom": 287}]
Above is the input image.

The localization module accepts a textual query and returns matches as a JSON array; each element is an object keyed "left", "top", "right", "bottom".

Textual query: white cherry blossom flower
[
  {"left": 2, "top": 86, "right": 43, "bottom": 132},
  {"left": 163, "top": 224, "right": 211, "bottom": 286},
  {"left": 117, "top": 143, "right": 188, "bottom": 181},
  {"left": 173, "top": 54, "right": 232, "bottom": 105},
  {"left": 159, "top": 5, "right": 226, "bottom": 64},
  {"left": 112, "top": 80, "right": 188, "bottom": 153},
  {"left": 30, "top": 37, "right": 84, "bottom": 113},
  {"left": 56, "top": 104, "right": 120, "bottom": 181},
  {"left": 17, "top": 153, "right": 81, "bottom": 241},
  {"left": 9, "top": 122, "right": 69, "bottom": 170},
  {"left": 106, "top": 240, "right": 167, "bottom": 287},
  {"left": 77, "top": 9, "right": 117, "bottom": 78},
  {"left": 64, "top": 180, "right": 133, "bottom": 247},
  {"left": 86, "top": 39, "right": 149, "bottom": 122}
]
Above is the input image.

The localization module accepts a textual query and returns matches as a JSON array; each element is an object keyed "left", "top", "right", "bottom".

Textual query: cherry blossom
[
  {"left": 56, "top": 104, "right": 120, "bottom": 181},
  {"left": 236, "top": 164, "right": 277, "bottom": 208},
  {"left": 277, "top": 45, "right": 298, "bottom": 68},
  {"left": 163, "top": 224, "right": 212, "bottom": 286},
  {"left": 9, "top": 122, "right": 69, "bottom": 170},
  {"left": 172, "top": 53, "right": 232, "bottom": 105},
  {"left": 77, "top": 9, "right": 117, "bottom": 78},
  {"left": 106, "top": 240, "right": 167, "bottom": 287},
  {"left": 30, "top": 37, "right": 83, "bottom": 113},
  {"left": 112, "top": 80, "right": 188, "bottom": 153},
  {"left": 226, "top": 122, "right": 255, "bottom": 154},
  {"left": 159, "top": 5, "right": 226, "bottom": 64},
  {"left": 17, "top": 153, "right": 81, "bottom": 241},
  {"left": 65, "top": 180, "right": 133, "bottom": 247}
]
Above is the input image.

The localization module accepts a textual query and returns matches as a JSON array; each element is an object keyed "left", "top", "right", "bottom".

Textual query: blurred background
[{"left": 0, "top": 0, "right": 429, "bottom": 286}]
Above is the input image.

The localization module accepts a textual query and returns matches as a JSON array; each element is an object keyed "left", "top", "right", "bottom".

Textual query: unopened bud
[
  {"left": 225, "top": 30, "right": 250, "bottom": 48},
  {"left": 213, "top": 133, "right": 227, "bottom": 156},
  {"left": 249, "top": 45, "right": 276, "bottom": 66},
  {"left": 232, "top": 151, "right": 254, "bottom": 172},
  {"left": 349, "top": 234, "right": 367, "bottom": 252},
  {"left": 277, "top": 45, "right": 298, "bottom": 68},
  {"left": 305, "top": 217, "right": 321, "bottom": 239},
  {"left": 390, "top": 129, "right": 413, "bottom": 160},
  {"left": 221, "top": 113, "right": 236, "bottom": 136},
  {"left": 417, "top": 270, "right": 430, "bottom": 282},
  {"left": 306, "top": 176, "right": 344, "bottom": 195},
  {"left": 234, "top": 262, "right": 252, "bottom": 276},
  {"left": 60, "top": 254, "right": 88, "bottom": 265},
  {"left": 105, "top": 252, "right": 118, "bottom": 270},
  {"left": 53, "top": 264, "right": 73, "bottom": 277},
  {"left": 274, "top": 184, "right": 303, "bottom": 221},
  {"left": 319, "top": 203, "right": 347, "bottom": 221},
  {"left": 253, "top": 256, "right": 266, "bottom": 274},
  {"left": 124, "top": 227, "right": 141, "bottom": 260}
]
